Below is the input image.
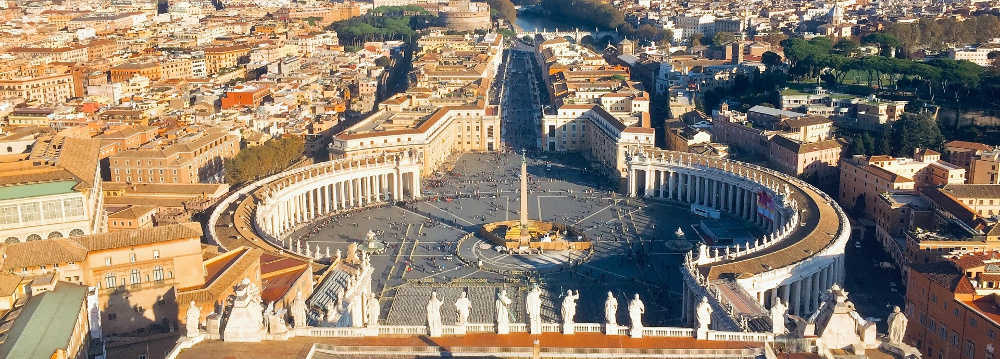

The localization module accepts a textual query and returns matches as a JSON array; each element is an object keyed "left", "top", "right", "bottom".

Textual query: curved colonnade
[
  {"left": 208, "top": 152, "right": 422, "bottom": 257},
  {"left": 625, "top": 149, "right": 850, "bottom": 330}
]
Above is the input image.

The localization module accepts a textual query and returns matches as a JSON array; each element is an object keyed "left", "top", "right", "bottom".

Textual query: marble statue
[
  {"left": 222, "top": 279, "right": 265, "bottom": 342},
  {"left": 496, "top": 289, "right": 512, "bottom": 334},
  {"left": 366, "top": 296, "right": 380, "bottom": 328},
  {"left": 561, "top": 290, "right": 579, "bottom": 333},
  {"left": 455, "top": 291, "right": 472, "bottom": 326},
  {"left": 887, "top": 306, "right": 908, "bottom": 345},
  {"left": 604, "top": 291, "right": 618, "bottom": 327},
  {"left": 628, "top": 294, "right": 644, "bottom": 338},
  {"left": 695, "top": 296, "right": 712, "bottom": 339},
  {"left": 427, "top": 291, "right": 444, "bottom": 337},
  {"left": 291, "top": 290, "right": 307, "bottom": 328},
  {"left": 186, "top": 300, "right": 200, "bottom": 337},
  {"left": 526, "top": 285, "right": 543, "bottom": 334},
  {"left": 771, "top": 298, "right": 787, "bottom": 334},
  {"left": 266, "top": 303, "right": 288, "bottom": 335},
  {"left": 325, "top": 301, "right": 337, "bottom": 322},
  {"left": 349, "top": 293, "right": 364, "bottom": 327}
]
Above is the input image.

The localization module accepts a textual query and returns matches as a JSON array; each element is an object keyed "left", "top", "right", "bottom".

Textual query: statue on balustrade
[
  {"left": 186, "top": 300, "right": 201, "bottom": 338},
  {"left": 427, "top": 291, "right": 443, "bottom": 337},
  {"left": 695, "top": 296, "right": 712, "bottom": 331},
  {"left": 887, "top": 306, "right": 908, "bottom": 345},
  {"left": 604, "top": 291, "right": 618, "bottom": 328},
  {"left": 325, "top": 302, "right": 337, "bottom": 322},
  {"left": 455, "top": 291, "right": 472, "bottom": 326},
  {"left": 526, "top": 285, "right": 542, "bottom": 334},
  {"left": 496, "top": 289, "right": 512, "bottom": 334},
  {"left": 366, "top": 295, "right": 381, "bottom": 329},
  {"left": 349, "top": 293, "right": 364, "bottom": 327},
  {"left": 561, "top": 289, "right": 579, "bottom": 333},
  {"left": 628, "top": 294, "right": 644, "bottom": 338},
  {"left": 291, "top": 290, "right": 307, "bottom": 328},
  {"left": 770, "top": 298, "right": 787, "bottom": 335}
]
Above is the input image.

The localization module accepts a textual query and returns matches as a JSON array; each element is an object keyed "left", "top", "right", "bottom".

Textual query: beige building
[
  {"left": 78, "top": 223, "right": 206, "bottom": 334},
  {"left": 769, "top": 136, "right": 842, "bottom": 182},
  {"left": 0, "top": 71, "right": 77, "bottom": 105},
  {"left": 0, "top": 223, "right": 207, "bottom": 335},
  {"left": 205, "top": 45, "right": 251, "bottom": 75},
  {"left": 330, "top": 33, "right": 503, "bottom": 175},
  {"left": 109, "top": 127, "right": 241, "bottom": 184},
  {"left": 943, "top": 140, "right": 1000, "bottom": 184},
  {"left": 840, "top": 150, "right": 966, "bottom": 218}
]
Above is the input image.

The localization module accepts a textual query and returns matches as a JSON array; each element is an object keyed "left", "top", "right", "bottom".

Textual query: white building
[{"left": 0, "top": 136, "right": 105, "bottom": 243}]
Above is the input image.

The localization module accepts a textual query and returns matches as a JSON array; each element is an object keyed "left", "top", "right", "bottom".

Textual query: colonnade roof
[{"left": 697, "top": 161, "right": 843, "bottom": 281}]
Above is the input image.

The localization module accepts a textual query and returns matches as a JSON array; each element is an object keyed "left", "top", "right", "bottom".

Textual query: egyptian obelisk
[{"left": 519, "top": 150, "right": 530, "bottom": 244}]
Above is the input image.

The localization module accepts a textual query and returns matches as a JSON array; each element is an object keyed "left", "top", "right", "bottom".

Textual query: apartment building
[
  {"left": 205, "top": 45, "right": 251, "bottom": 74},
  {"left": 906, "top": 255, "right": 1000, "bottom": 359},
  {"left": 944, "top": 141, "right": 1000, "bottom": 185},
  {"left": 0, "top": 71, "right": 77, "bottom": 105},
  {"left": 110, "top": 62, "right": 162, "bottom": 82},
  {"left": 109, "top": 127, "right": 241, "bottom": 184},
  {"left": 840, "top": 150, "right": 966, "bottom": 218}
]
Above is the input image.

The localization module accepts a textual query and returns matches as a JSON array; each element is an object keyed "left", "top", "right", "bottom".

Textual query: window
[
  {"left": 130, "top": 252, "right": 136, "bottom": 263},
  {"left": 130, "top": 269, "right": 140, "bottom": 285},
  {"left": 153, "top": 266, "right": 163, "bottom": 281},
  {"left": 105, "top": 257, "right": 112, "bottom": 266},
  {"left": 153, "top": 249, "right": 160, "bottom": 259},
  {"left": 105, "top": 273, "right": 116, "bottom": 288}
]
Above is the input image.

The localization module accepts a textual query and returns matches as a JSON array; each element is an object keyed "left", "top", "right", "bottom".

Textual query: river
[{"left": 513, "top": 9, "right": 592, "bottom": 32}]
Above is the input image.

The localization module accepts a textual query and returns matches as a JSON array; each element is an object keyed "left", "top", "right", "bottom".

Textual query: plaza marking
[
  {"left": 572, "top": 202, "right": 615, "bottom": 226},
  {"left": 535, "top": 195, "right": 566, "bottom": 221},
  {"left": 424, "top": 202, "right": 476, "bottom": 226}
]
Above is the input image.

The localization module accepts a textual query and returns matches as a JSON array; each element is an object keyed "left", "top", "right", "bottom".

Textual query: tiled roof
[
  {"left": 940, "top": 184, "right": 1000, "bottom": 199},
  {"left": 76, "top": 222, "right": 202, "bottom": 252},
  {"left": 0, "top": 239, "right": 88, "bottom": 272},
  {"left": 945, "top": 140, "right": 993, "bottom": 152},
  {"left": 177, "top": 246, "right": 262, "bottom": 303},
  {"left": 910, "top": 261, "right": 976, "bottom": 294}
]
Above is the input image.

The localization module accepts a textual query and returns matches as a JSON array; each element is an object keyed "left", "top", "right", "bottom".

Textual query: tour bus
[{"left": 690, "top": 204, "right": 721, "bottom": 219}]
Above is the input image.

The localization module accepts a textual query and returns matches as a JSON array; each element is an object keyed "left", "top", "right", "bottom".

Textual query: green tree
[
  {"left": 486, "top": 0, "right": 517, "bottom": 23},
  {"left": 890, "top": 112, "right": 944, "bottom": 156}
]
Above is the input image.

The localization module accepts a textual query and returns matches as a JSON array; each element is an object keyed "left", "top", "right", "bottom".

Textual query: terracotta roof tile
[
  {"left": 76, "top": 222, "right": 202, "bottom": 252},
  {"left": 0, "top": 239, "right": 88, "bottom": 271}
]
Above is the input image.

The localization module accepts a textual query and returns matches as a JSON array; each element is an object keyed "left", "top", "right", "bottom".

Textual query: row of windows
[
  {"left": 105, "top": 250, "right": 160, "bottom": 266},
  {"left": 102, "top": 266, "right": 168, "bottom": 288}
]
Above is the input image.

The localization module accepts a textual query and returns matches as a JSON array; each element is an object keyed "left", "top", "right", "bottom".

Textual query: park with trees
[{"left": 328, "top": 6, "right": 437, "bottom": 49}]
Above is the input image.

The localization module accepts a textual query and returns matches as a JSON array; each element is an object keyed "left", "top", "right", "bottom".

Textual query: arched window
[
  {"left": 4, "top": 237, "right": 18, "bottom": 244},
  {"left": 48, "top": 231, "right": 63, "bottom": 239},
  {"left": 69, "top": 229, "right": 85, "bottom": 237},
  {"left": 26, "top": 234, "right": 42, "bottom": 241}
]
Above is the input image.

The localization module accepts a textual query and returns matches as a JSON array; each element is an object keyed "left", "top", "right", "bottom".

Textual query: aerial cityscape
[{"left": 0, "top": 0, "right": 998, "bottom": 358}]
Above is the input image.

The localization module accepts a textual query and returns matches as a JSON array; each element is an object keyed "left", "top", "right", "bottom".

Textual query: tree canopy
[
  {"left": 225, "top": 136, "right": 304, "bottom": 186},
  {"left": 328, "top": 6, "right": 437, "bottom": 47},
  {"left": 486, "top": 0, "right": 517, "bottom": 24},
  {"left": 540, "top": 0, "right": 624, "bottom": 29}
]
